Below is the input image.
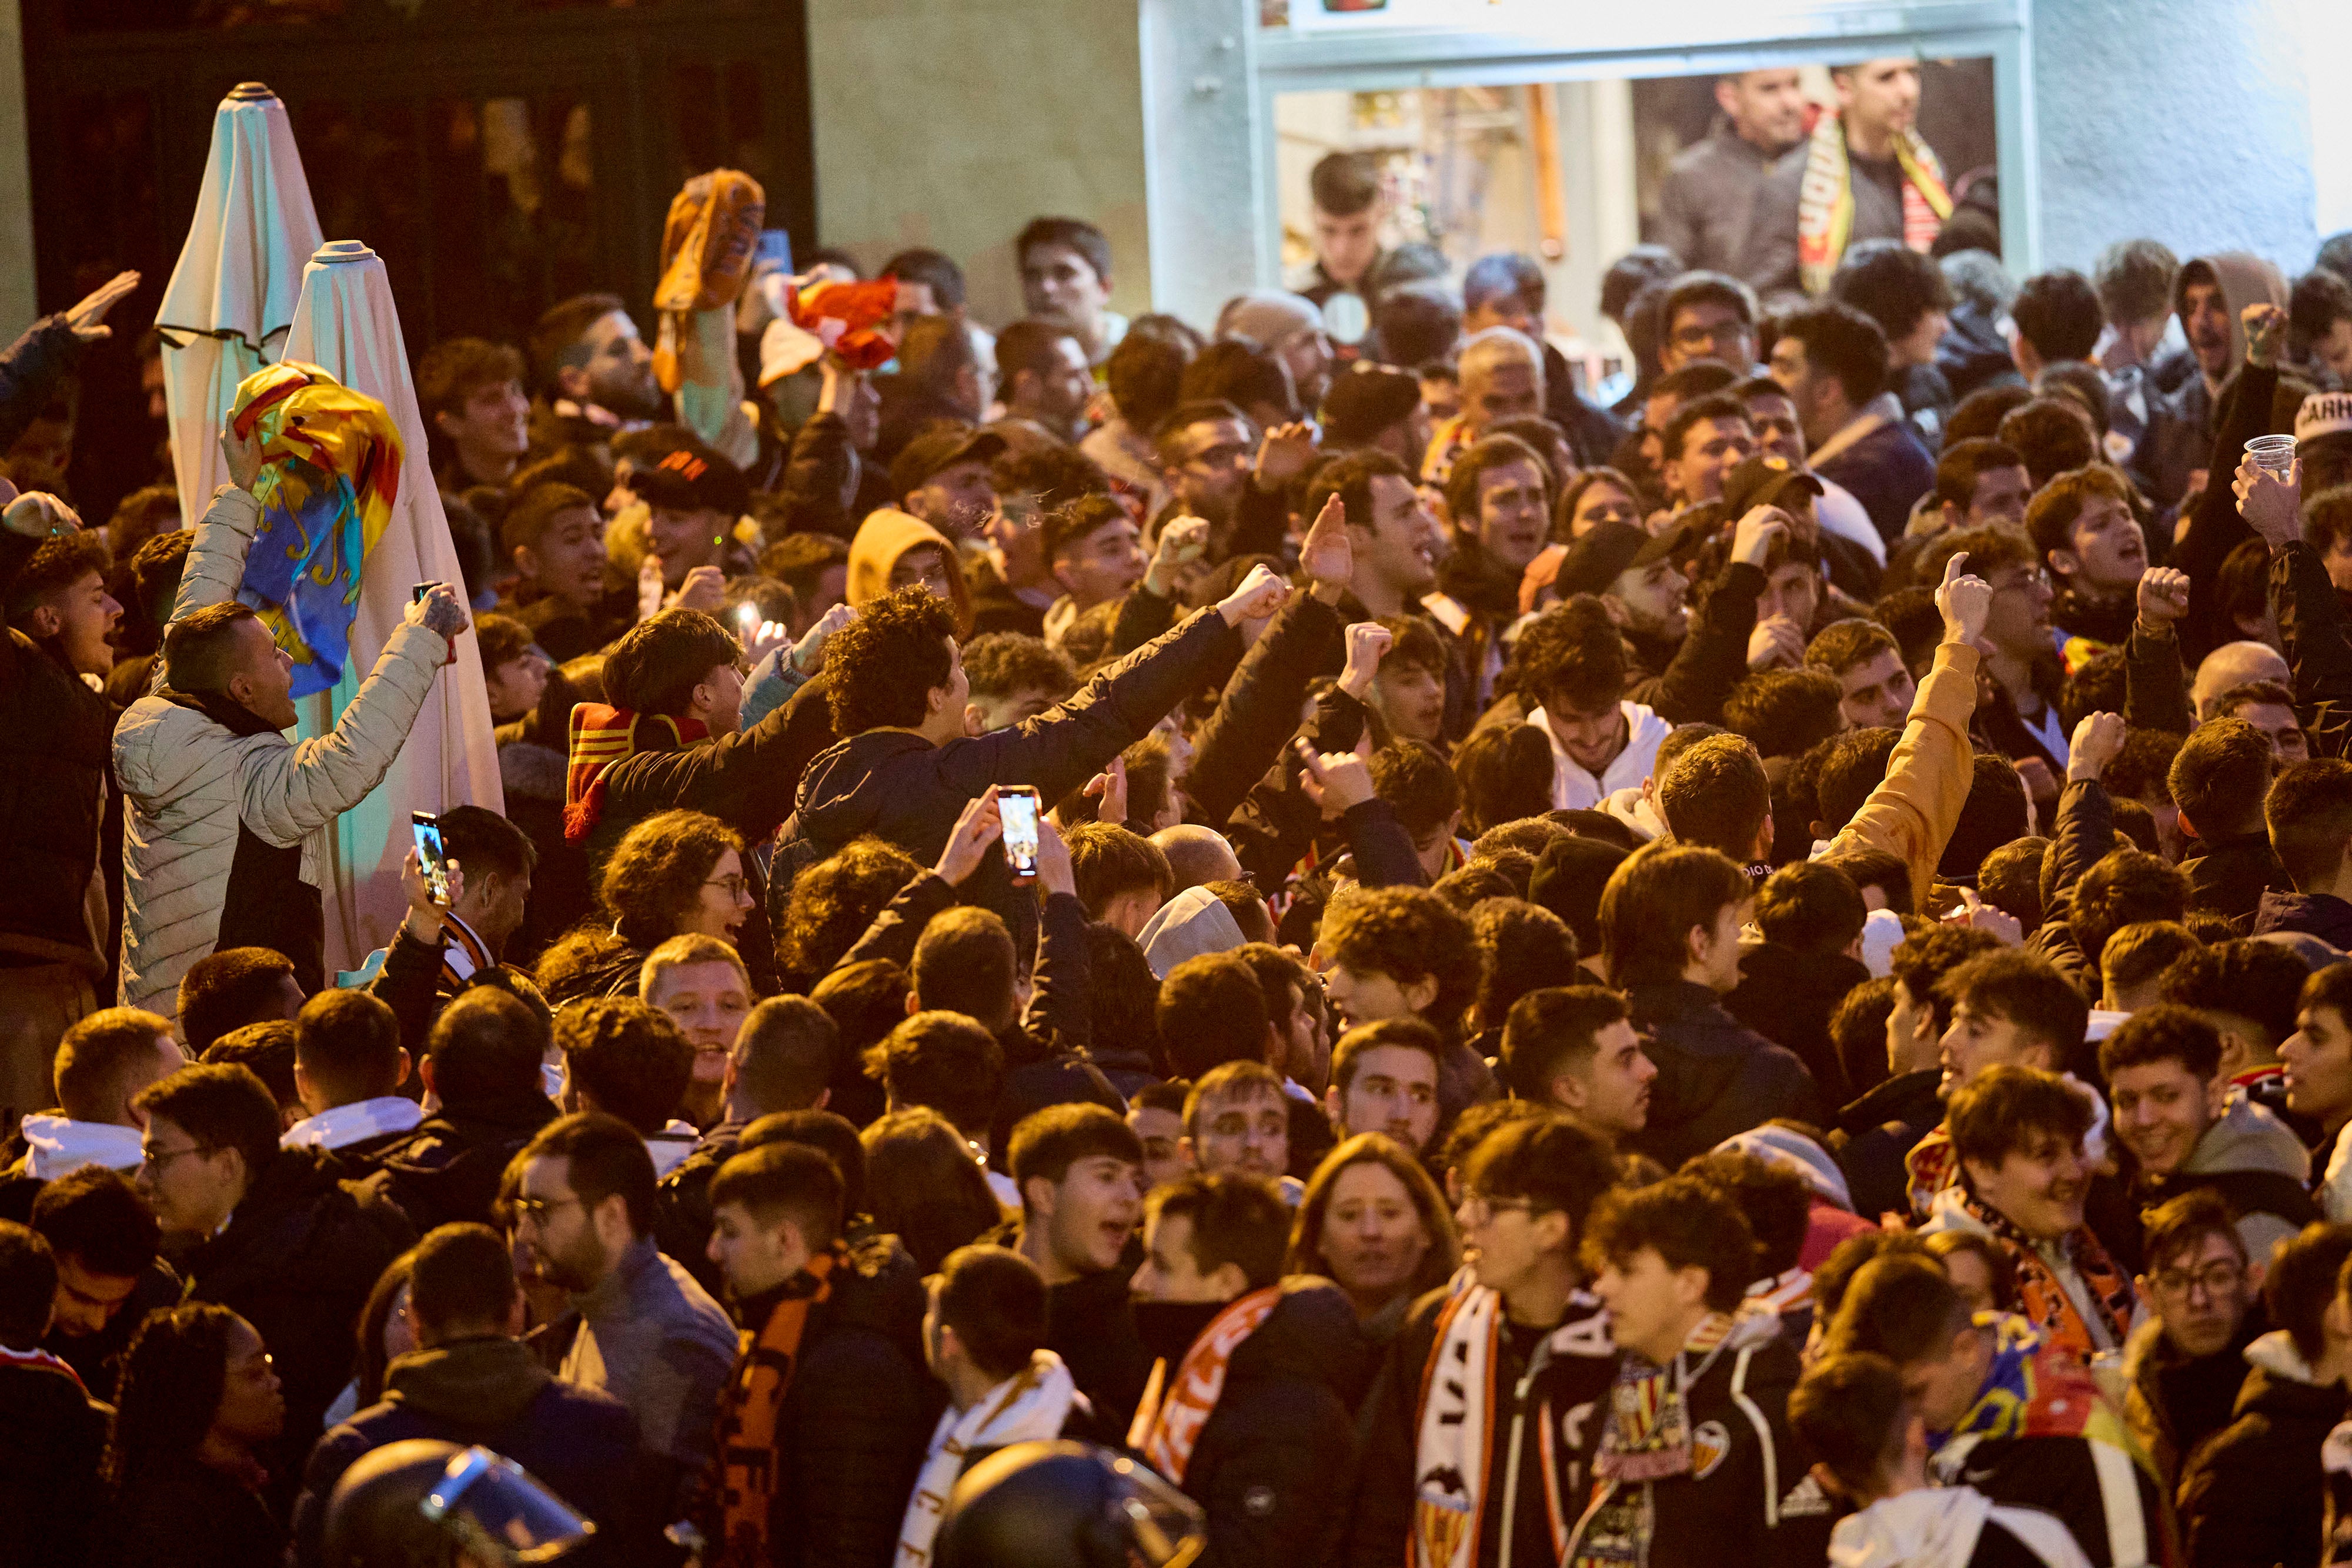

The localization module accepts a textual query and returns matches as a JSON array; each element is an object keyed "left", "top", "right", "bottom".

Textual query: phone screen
[
  {"left": 998, "top": 789, "right": 1041, "bottom": 882},
  {"left": 412, "top": 811, "right": 449, "bottom": 904}
]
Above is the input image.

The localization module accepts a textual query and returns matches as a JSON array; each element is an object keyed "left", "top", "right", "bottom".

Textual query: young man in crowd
[
  {"left": 1296, "top": 149, "right": 1385, "bottom": 307},
  {"left": 11, "top": 1006, "right": 182, "bottom": 1185},
  {"left": 2027, "top": 465, "right": 2148, "bottom": 650},
  {"left": 1656, "top": 70, "right": 1806, "bottom": 275},
  {"left": 2119, "top": 1189, "right": 2269, "bottom": 1488},
  {"left": 2171, "top": 716, "right": 2289, "bottom": 923},
  {"left": 2260, "top": 758, "right": 2352, "bottom": 947},
  {"left": 507, "top": 1109, "right": 739, "bottom": 1513},
  {"left": 1768, "top": 299, "right": 1935, "bottom": 541},
  {"left": 366, "top": 988, "right": 559, "bottom": 1235},
  {"left": 1324, "top": 1018, "right": 1442, "bottom": 1155},
  {"left": 288, "top": 1221, "right": 644, "bottom": 1566},
  {"left": 1932, "top": 437, "right": 2034, "bottom": 531},
  {"left": 637, "top": 934, "right": 754, "bottom": 1131},
  {"left": 1128, "top": 1172, "right": 1369, "bottom": 1565},
  {"left": 1742, "top": 58, "right": 1935, "bottom": 297},
  {"left": 1017, "top": 216, "right": 1125, "bottom": 369},
  {"left": 1349, "top": 1114, "right": 1623, "bottom": 1568},
  {"left": 496, "top": 482, "right": 617, "bottom": 661},
  {"left": 554, "top": 997, "right": 699, "bottom": 1176},
  {"left": 1005, "top": 1104, "right": 1153, "bottom": 1431},
  {"left": 1807, "top": 617, "right": 1917, "bottom": 731},
  {"left": 1041, "top": 494, "right": 1148, "bottom": 644},
  {"left": 1179, "top": 1059, "right": 1293, "bottom": 1188},
  {"left": 1314, "top": 885, "right": 1495, "bottom": 1120},
  {"left": 1498, "top": 985, "right": 1658, "bottom": 1152},
  {"left": 1792, "top": 1351, "right": 2099, "bottom": 1568},
  {"left": 417, "top": 336, "right": 530, "bottom": 490},
  {"left": 2099, "top": 1004, "right": 2313, "bottom": 1262},
  {"left": 132, "top": 1062, "right": 415, "bottom": 1494},
  {"left": 0, "top": 1221, "right": 108, "bottom": 1566},
  {"left": 2174, "top": 1219, "right": 2352, "bottom": 1568},
  {"left": 1599, "top": 841, "right": 1820, "bottom": 1168},
  {"left": 280, "top": 989, "right": 419, "bottom": 1165},
  {"left": 2287, "top": 964, "right": 2352, "bottom": 1222},
  {"left": 1919, "top": 1065, "right": 2137, "bottom": 1363},
  {"left": 959, "top": 632, "right": 1078, "bottom": 737},
  {"left": 900, "top": 1243, "right": 1096, "bottom": 1564},
  {"left": 28, "top": 1166, "right": 176, "bottom": 1403},
  {"left": 526, "top": 291, "right": 661, "bottom": 459},
  {"left": 1571, "top": 1173, "right": 1831, "bottom": 1567},
  {"left": 1659, "top": 392, "right": 1758, "bottom": 509},
  {"left": 1826, "top": 1251, "right": 2167, "bottom": 1567},
  {"left": 703, "top": 1139, "right": 932, "bottom": 1568},
  {"left": 994, "top": 319, "right": 1094, "bottom": 444}
]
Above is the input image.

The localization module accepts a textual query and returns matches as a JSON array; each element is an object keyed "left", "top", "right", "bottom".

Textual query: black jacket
[
  {"left": 2180, "top": 830, "right": 2292, "bottom": 926},
  {"left": 777, "top": 607, "right": 1241, "bottom": 932},
  {"left": 1348, "top": 1285, "right": 1619, "bottom": 1568},
  {"left": 362, "top": 1090, "right": 559, "bottom": 1235},
  {"left": 779, "top": 409, "right": 891, "bottom": 539},
  {"left": 289, "top": 1336, "right": 646, "bottom": 1567},
  {"left": 1627, "top": 979, "right": 1823, "bottom": 1171},
  {"left": 101, "top": 1457, "right": 285, "bottom": 1568},
  {"left": 0, "top": 527, "right": 118, "bottom": 985},
  {"left": 2272, "top": 534, "right": 2352, "bottom": 763},
  {"left": 1625, "top": 559, "right": 1769, "bottom": 728},
  {"left": 2178, "top": 1348, "right": 2347, "bottom": 1568},
  {"left": 2174, "top": 361, "right": 2280, "bottom": 665},
  {"left": 0, "top": 1352, "right": 107, "bottom": 1566},
  {"left": 2256, "top": 888, "right": 2352, "bottom": 948},
  {"left": 1726, "top": 942, "right": 1867, "bottom": 1108},
  {"left": 719, "top": 1236, "right": 941, "bottom": 1568},
  {"left": 0, "top": 313, "right": 85, "bottom": 451},
  {"left": 1563, "top": 1313, "right": 1832, "bottom": 1568},
  {"left": 179, "top": 1146, "right": 416, "bottom": 1492},
  {"left": 1834, "top": 1069, "right": 1943, "bottom": 1223},
  {"left": 1142, "top": 1279, "right": 1374, "bottom": 1568},
  {"left": 655, "top": 1119, "right": 744, "bottom": 1299},
  {"left": 1186, "top": 590, "right": 1343, "bottom": 830}
]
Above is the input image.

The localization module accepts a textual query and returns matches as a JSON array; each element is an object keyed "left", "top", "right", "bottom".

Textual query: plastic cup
[{"left": 2246, "top": 433, "right": 2298, "bottom": 480}]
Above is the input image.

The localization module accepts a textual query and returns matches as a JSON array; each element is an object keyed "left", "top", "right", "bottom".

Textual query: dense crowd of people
[{"left": 18, "top": 54, "right": 2352, "bottom": 1568}]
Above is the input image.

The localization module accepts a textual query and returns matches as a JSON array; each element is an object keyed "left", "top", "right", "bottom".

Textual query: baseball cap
[
  {"left": 2296, "top": 392, "right": 2352, "bottom": 443},
  {"left": 890, "top": 424, "right": 1010, "bottom": 500},
  {"left": 1719, "top": 453, "right": 1824, "bottom": 519},
  {"left": 1555, "top": 519, "right": 1682, "bottom": 597},
  {"left": 1321, "top": 363, "right": 1422, "bottom": 443},
  {"left": 628, "top": 433, "right": 751, "bottom": 517}
]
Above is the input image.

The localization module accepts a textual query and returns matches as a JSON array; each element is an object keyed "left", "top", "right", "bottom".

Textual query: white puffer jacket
[{"left": 114, "top": 484, "right": 447, "bottom": 1019}]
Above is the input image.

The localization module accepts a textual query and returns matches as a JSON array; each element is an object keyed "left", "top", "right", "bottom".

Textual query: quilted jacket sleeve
[
  {"left": 171, "top": 485, "right": 264, "bottom": 620},
  {"left": 239, "top": 620, "right": 447, "bottom": 847}
]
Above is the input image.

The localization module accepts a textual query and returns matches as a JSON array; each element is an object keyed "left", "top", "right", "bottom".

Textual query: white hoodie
[
  {"left": 17, "top": 1115, "right": 144, "bottom": 1181},
  {"left": 1526, "top": 701, "right": 1671, "bottom": 811},
  {"left": 1830, "top": 1487, "right": 2091, "bottom": 1568}
]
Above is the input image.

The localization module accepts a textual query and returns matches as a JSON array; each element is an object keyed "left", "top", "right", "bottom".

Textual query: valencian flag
[{"left": 226, "top": 360, "right": 404, "bottom": 698}]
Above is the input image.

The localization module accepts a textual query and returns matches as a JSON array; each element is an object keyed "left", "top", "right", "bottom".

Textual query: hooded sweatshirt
[
  {"left": 1138, "top": 884, "right": 1247, "bottom": 979},
  {"left": 2179, "top": 1329, "right": 2347, "bottom": 1568},
  {"left": 1830, "top": 1486, "right": 2093, "bottom": 1568},
  {"left": 1525, "top": 700, "right": 1671, "bottom": 811},
  {"left": 15, "top": 1114, "right": 143, "bottom": 1181},
  {"left": 2143, "top": 1094, "right": 2316, "bottom": 1263},
  {"left": 846, "top": 507, "right": 973, "bottom": 631}
]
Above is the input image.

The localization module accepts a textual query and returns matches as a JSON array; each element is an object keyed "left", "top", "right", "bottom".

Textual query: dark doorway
[{"left": 26, "top": 0, "right": 813, "bottom": 520}]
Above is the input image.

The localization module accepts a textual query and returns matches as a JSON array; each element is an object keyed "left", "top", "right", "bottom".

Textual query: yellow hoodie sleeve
[{"left": 1825, "top": 638, "right": 1982, "bottom": 910}]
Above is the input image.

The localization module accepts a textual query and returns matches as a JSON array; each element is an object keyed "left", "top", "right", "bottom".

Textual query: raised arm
[
  {"left": 2243, "top": 453, "right": 2352, "bottom": 758},
  {"left": 1824, "top": 552, "right": 1988, "bottom": 908},
  {"left": 2122, "top": 566, "right": 2194, "bottom": 735},
  {"left": 2177, "top": 303, "right": 2287, "bottom": 662},
  {"left": 172, "top": 423, "right": 270, "bottom": 621}
]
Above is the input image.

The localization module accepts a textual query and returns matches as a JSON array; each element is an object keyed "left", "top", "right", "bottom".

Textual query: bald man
[
  {"left": 1152, "top": 825, "right": 1244, "bottom": 894},
  {"left": 2193, "top": 640, "right": 2291, "bottom": 721}
]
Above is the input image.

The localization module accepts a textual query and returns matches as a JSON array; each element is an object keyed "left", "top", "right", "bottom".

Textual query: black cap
[
  {"left": 1320, "top": 362, "right": 1422, "bottom": 443},
  {"left": 891, "top": 424, "right": 1009, "bottom": 500},
  {"left": 1554, "top": 519, "right": 1682, "bottom": 597},
  {"left": 629, "top": 432, "right": 751, "bottom": 517},
  {"left": 1719, "top": 453, "right": 1823, "bottom": 520}
]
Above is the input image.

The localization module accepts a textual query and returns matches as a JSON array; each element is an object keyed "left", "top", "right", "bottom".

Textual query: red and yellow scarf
[
  {"left": 1795, "top": 110, "right": 1950, "bottom": 295},
  {"left": 563, "top": 703, "right": 709, "bottom": 842},
  {"left": 709, "top": 1248, "right": 836, "bottom": 1568},
  {"left": 1127, "top": 1286, "right": 1281, "bottom": 1485}
]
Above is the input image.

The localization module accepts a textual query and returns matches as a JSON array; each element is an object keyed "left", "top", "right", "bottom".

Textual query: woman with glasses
[
  {"left": 99, "top": 1302, "right": 287, "bottom": 1566},
  {"left": 536, "top": 808, "right": 759, "bottom": 1009},
  {"left": 1285, "top": 1134, "right": 1459, "bottom": 1342}
]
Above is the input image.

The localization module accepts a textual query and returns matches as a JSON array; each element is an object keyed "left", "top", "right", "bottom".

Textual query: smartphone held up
[{"left": 998, "top": 786, "right": 1042, "bottom": 885}]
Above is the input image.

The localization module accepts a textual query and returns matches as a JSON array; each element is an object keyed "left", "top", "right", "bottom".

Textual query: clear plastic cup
[{"left": 2246, "top": 433, "right": 2298, "bottom": 480}]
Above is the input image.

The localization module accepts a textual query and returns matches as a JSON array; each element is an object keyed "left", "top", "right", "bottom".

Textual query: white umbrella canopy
[
  {"left": 277, "top": 240, "right": 504, "bottom": 975},
  {"left": 155, "top": 82, "right": 323, "bottom": 525}
]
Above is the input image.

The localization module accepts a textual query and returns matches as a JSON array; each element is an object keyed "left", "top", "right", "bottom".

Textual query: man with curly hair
[
  {"left": 1317, "top": 885, "right": 1496, "bottom": 1122},
  {"left": 775, "top": 573, "right": 1284, "bottom": 930}
]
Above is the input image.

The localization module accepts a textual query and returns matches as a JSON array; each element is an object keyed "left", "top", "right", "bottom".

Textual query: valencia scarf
[
  {"left": 897, "top": 1350, "right": 1080, "bottom": 1567},
  {"left": 1795, "top": 112, "right": 1950, "bottom": 295},
  {"left": 1953, "top": 1183, "right": 2136, "bottom": 1365},
  {"left": 710, "top": 1248, "right": 835, "bottom": 1568},
  {"left": 1411, "top": 1283, "right": 1613, "bottom": 1568},
  {"left": 1128, "top": 1286, "right": 1281, "bottom": 1485},
  {"left": 563, "top": 703, "right": 709, "bottom": 842}
]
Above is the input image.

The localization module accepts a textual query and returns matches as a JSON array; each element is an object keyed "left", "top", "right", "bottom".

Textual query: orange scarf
[
  {"left": 563, "top": 703, "right": 708, "bottom": 842},
  {"left": 1127, "top": 1286, "right": 1281, "bottom": 1485},
  {"left": 710, "top": 1249, "right": 835, "bottom": 1568}
]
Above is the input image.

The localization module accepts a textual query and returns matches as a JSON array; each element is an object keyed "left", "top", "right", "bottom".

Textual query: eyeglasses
[
  {"left": 1458, "top": 1191, "right": 1539, "bottom": 1224},
  {"left": 704, "top": 874, "right": 750, "bottom": 901},
  {"left": 507, "top": 1195, "right": 586, "bottom": 1229},
  {"left": 1992, "top": 569, "right": 2053, "bottom": 596},
  {"left": 2151, "top": 1260, "right": 2245, "bottom": 1299},
  {"left": 140, "top": 1142, "right": 213, "bottom": 1171}
]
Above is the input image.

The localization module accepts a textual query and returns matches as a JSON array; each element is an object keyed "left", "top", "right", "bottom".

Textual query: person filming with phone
[
  {"left": 114, "top": 424, "right": 472, "bottom": 1022},
  {"left": 773, "top": 562, "right": 1291, "bottom": 935}
]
